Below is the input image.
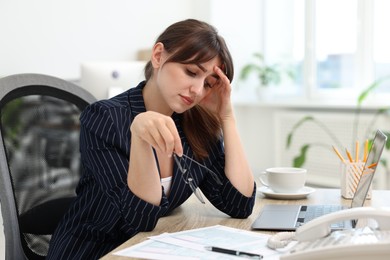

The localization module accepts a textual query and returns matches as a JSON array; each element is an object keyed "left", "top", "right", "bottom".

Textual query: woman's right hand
[{"left": 130, "top": 111, "right": 183, "bottom": 157}]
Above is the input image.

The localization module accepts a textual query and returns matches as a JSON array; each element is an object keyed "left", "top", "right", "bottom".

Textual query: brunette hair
[{"left": 144, "top": 19, "right": 234, "bottom": 160}]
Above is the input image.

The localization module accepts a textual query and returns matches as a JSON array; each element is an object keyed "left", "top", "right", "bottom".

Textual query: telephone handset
[
  {"left": 267, "top": 207, "right": 390, "bottom": 260},
  {"left": 294, "top": 207, "right": 390, "bottom": 241}
]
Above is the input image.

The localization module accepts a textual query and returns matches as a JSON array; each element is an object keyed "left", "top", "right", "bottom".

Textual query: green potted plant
[
  {"left": 286, "top": 75, "right": 390, "bottom": 168},
  {"left": 239, "top": 53, "right": 295, "bottom": 99}
]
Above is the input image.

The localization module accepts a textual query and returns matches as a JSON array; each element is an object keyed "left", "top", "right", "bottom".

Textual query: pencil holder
[{"left": 340, "top": 162, "right": 372, "bottom": 199}]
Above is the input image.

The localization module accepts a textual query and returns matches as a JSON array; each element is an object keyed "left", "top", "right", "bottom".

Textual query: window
[
  {"left": 263, "top": 0, "right": 390, "bottom": 103},
  {"left": 373, "top": 0, "right": 390, "bottom": 92},
  {"left": 315, "top": 0, "right": 357, "bottom": 90},
  {"left": 263, "top": 0, "right": 305, "bottom": 97}
]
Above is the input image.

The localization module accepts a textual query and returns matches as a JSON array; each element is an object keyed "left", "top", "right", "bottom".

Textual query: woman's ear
[{"left": 151, "top": 42, "right": 165, "bottom": 69}]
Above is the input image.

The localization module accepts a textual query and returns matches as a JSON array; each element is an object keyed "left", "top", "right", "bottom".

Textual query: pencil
[
  {"left": 355, "top": 140, "right": 359, "bottom": 162},
  {"left": 346, "top": 148, "right": 354, "bottom": 163},
  {"left": 332, "top": 146, "right": 346, "bottom": 163},
  {"left": 363, "top": 139, "right": 368, "bottom": 162},
  {"left": 367, "top": 162, "right": 377, "bottom": 169}
]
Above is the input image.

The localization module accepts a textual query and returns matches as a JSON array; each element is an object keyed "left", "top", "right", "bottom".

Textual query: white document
[{"left": 114, "top": 225, "right": 283, "bottom": 259}]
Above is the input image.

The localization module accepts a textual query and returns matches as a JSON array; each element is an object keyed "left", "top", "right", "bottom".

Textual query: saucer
[{"left": 257, "top": 186, "right": 316, "bottom": 200}]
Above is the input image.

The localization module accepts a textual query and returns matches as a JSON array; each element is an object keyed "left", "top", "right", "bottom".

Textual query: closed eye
[
  {"left": 186, "top": 69, "right": 196, "bottom": 77},
  {"left": 204, "top": 81, "right": 212, "bottom": 88},
  {"left": 205, "top": 77, "right": 217, "bottom": 88}
]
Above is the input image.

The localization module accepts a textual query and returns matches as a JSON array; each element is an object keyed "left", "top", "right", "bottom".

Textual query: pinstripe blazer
[{"left": 47, "top": 82, "right": 256, "bottom": 259}]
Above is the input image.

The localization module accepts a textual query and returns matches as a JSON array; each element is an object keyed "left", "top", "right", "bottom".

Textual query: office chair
[{"left": 0, "top": 73, "right": 97, "bottom": 260}]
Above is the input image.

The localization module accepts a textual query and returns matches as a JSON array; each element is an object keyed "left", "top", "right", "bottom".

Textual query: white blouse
[{"left": 161, "top": 176, "right": 173, "bottom": 196}]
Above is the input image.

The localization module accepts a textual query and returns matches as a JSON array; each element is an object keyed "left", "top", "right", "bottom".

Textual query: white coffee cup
[{"left": 259, "top": 167, "right": 307, "bottom": 193}]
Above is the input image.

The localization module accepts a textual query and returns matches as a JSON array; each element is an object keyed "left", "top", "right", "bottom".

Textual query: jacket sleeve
[
  {"left": 79, "top": 102, "right": 169, "bottom": 232},
  {"left": 199, "top": 139, "right": 256, "bottom": 219}
]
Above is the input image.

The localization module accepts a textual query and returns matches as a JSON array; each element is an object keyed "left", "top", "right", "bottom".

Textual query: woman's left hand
[{"left": 199, "top": 66, "right": 233, "bottom": 121}]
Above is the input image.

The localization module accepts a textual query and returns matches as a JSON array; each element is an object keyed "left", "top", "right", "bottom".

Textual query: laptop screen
[{"left": 351, "top": 129, "right": 387, "bottom": 208}]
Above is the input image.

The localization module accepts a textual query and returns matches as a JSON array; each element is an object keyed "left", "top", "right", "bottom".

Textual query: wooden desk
[{"left": 101, "top": 188, "right": 390, "bottom": 259}]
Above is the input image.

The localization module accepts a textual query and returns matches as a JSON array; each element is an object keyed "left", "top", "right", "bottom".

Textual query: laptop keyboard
[{"left": 296, "top": 205, "right": 346, "bottom": 228}]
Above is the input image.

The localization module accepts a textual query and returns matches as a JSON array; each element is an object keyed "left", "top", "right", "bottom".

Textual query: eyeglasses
[{"left": 173, "top": 153, "right": 223, "bottom": 204}]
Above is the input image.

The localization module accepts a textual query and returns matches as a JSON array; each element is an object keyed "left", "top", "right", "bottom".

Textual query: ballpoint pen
[{"left": 205, "top": 246, "right": 263, "bottom": 259}]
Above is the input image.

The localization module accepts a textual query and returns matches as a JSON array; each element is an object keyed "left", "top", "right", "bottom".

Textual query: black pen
[{"left": 205, "top": 246, "right": 263, "bottom": 259}]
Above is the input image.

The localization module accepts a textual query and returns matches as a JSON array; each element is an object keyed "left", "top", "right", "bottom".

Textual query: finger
[
  {"left": 214, "top": 67, "right": 231, "bottom": 92},
  {"left": 214, "top": 66, "right": 229, "bottom": 82},
  {"left": 157, "top": 123, "right": 176, "bottom": 155},
  {"left": 148, "top": 125, "right": 167, "bottom": 152},
  {"left": 131, "top": 112, "right": 174, "bottom": 154},
  {"left": 165, "top": 119, "right": 183, "bottom": 156},
  {"left": 173, "top": 135, "right": 183, "bottom": 157}
]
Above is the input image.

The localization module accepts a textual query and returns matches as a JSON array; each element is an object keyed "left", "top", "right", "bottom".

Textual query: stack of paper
[{"left": 114, "top": 225, "right": 282, "bottom": 259}]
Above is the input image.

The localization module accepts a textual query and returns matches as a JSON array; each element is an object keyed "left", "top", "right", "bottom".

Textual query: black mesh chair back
[{"left": 0, "top": 73, "right": 97, "bottom": 260}]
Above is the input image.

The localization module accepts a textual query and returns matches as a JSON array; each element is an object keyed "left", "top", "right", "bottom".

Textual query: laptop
[{"left": 252, "top": 129, "right": 387, "bottom": 231}]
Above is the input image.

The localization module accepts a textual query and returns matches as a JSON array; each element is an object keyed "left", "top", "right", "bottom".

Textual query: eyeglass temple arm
[
  {"left": 179, "top": 154, "right": 223, "bottom": 185},
  {"left": 173, "top": 154, "right": 187, "bottom": 174},
  {"left": 173, "top": 154, "right": 206, "bottom": 204}
]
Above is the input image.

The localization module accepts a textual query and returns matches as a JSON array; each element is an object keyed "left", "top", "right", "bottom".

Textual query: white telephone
[{"left": 267, "top": 207, "right": 390, "bottom": 260}]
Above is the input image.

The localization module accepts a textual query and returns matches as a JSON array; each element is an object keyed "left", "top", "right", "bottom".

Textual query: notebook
[{"left": 252, "top": 129, "right": 387, "bottom": 231}]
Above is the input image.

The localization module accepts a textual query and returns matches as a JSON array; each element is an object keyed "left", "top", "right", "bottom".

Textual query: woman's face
[{"left": 156, "top": 56, "right": 221, "bottom": 114}]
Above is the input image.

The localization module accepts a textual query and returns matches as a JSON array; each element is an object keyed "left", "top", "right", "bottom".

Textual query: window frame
[{"left": 264, "top": 0, "right": 390, "bottom": 106}]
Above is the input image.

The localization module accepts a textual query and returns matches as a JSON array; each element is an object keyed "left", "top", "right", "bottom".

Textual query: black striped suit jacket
[{"left": 47, "top": 82, "right": 256, "bottom": 259}]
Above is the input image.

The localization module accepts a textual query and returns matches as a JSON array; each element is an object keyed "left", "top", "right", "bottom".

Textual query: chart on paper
[{"left": 114, "top": 225, "right": 283, "bottom": 259}]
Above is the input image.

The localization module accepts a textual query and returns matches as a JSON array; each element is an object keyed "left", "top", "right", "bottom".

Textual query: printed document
[{"left": 114, "top": 225, "right": 284, "bottom": 259}]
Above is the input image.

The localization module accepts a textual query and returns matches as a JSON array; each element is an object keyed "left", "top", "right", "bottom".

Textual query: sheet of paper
[
  {"left": 114, "top": 239, "right": 203, "bottom": 260},
  {"left": 114, "top": 225, "right": 283, "bottom": 259}
]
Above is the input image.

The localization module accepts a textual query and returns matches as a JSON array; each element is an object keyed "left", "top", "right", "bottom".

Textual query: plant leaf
[
  {"left": 357, "top": 75, "right": 390, "bottom": 105},
  {"left": 376, "top": 107, "right": 390, "bottom": 115},
  {"left": 293, "top": 144, "right": 310, "bottom": 167},
  {"left": 381, "top": 159, "right": 387, "bottom": 169},
  {"left": 240, "top": 64, "right": 260, "bottom": 80},
  {"left": 253, "top": 52, "right": 264, "bottom": 61},
  {"left": 286, "top": 116, "right": 314, "bottom": 148},
  {"left": 384, "top": 131, "right": 390, "bottom": 150},
  {"left": 286, "top": 133, "right": 293, "bottom": 148},
  {"left": 292, "top": 116, "right": 314, "bottom": 130}
]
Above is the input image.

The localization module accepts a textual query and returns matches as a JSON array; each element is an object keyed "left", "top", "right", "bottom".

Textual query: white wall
[
  {"left": 0, "top": 0, "right": 262, "bottom": 81},
  {"left": 0, "top": 0, "right": 208, "bottom": 80}
]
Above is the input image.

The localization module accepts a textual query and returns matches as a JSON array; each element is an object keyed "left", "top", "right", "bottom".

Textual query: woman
[{"left": 47, "top": 18, "right": 256, "bottom": 259}]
